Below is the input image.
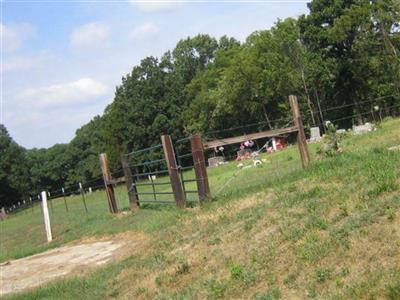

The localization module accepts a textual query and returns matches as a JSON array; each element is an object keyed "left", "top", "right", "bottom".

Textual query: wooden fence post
[
  {"left": 161, "top": 135, "right": 186, "bottom": 208},
  {"left": 121, "top": 154, "right": 139, "bottom": 211},
  {"left": 61, "top": 187, "right": 68, "bottom": 212},
  {"left": 41, "top": 191, "right": 52, "bottom": 242},
  {"left": 47, "top": 191, "right": 54, "bottom": 212},
  {"left": 79, "top": 182, "right": 88, "bottom": 213},
  {"left": 289, "top": 95, "right": 310, "bottom": 167},
  {"left": 30, "top": 197, "right": 34, "bottom": 213},
  {"left": 0, "top": 207, "right": 7, "bottom": 221},
  {"left": 190, "top": 134, "right": 211, "bottom": 203},
  {"left": 99, "top": 153, "right": 118, "bottom": 214}
]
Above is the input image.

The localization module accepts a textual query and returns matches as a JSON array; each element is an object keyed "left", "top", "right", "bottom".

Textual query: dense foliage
[{"left": 1, "top": 0, "right": 399, "bottom": 208}]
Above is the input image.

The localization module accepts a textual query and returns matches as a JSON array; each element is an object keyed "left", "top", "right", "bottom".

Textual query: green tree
[
  {"left": 0, "top": 125, "right": 31, "bottom": 207},
  {"left": 298, "top": 0, "right": 400, "bottom": 124}
]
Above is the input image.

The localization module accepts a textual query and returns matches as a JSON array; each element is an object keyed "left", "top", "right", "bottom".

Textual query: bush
[{"left": 317, "top": 121, "right": 344, "bottom": 157}]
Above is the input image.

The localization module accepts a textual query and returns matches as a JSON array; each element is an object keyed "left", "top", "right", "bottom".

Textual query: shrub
[{"left": 317, "top": 121, "right": 344, "bottom": 157}]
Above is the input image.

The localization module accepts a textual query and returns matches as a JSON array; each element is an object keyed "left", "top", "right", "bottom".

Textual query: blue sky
[{"left": 2, "top": 0, "right": 309, "bottom": 149}]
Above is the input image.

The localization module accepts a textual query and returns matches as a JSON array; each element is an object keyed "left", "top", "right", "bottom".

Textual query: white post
[
  {"left": 41, "top": 191, "right": 52, "bottom": 242},
  {"left": 272, "top": 137, "right": 277, "bottom": 151}
]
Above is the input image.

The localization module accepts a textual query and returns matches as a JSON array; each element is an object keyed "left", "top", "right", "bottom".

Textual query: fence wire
[{"left": 5, "top": 96, "right": 399, "bottom": 215}]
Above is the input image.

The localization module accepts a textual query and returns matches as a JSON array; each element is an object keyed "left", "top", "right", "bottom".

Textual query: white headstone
[
  {"left": 353, "top": 123, "right": 375, "bottom": 135},
  {"left": 310, "top": 127, "right": 322, "bottom": 142},
  {"left": 208, "top": 156, "right": 225, "bottom": 167}
]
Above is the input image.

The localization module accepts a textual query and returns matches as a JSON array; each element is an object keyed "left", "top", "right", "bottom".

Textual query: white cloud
[
  {"left": 1, "top": 23, "right": 35, "bottom": 52},
  {"left": 3, "top": 50, "right": 54, "bottom": 73},
  {"left": 130, "top": 22, "right": 159, "bottom": 40},
  {"left": 3, "top": 56, "right": 35, "bottom": 72},
  {"left": 18, "top": 78, "right": 108, "bottom": 108},
  {"left": 130, "top": 0, "right": 182, "bottom": 12},
  {"left": 70, "top": 22, "right": 110, "bottom": 48}
]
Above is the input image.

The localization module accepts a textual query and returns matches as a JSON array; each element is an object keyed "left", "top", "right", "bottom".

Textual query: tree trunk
[
  {"left": 262, "top": 105, "right": 272, "bottom": 129},
  {"left": 314, "top": 89, "right": 324, "bottom": 127},
  {"left": 301, "top": 68, "right": 316, "bottom": 126}
]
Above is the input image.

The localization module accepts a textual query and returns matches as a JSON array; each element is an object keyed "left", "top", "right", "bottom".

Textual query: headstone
[
  {"left": 353, "top": 122, "right": 375, "bottom": 135},
  {"left": 337, "top": 129, "right": 346, "bottom": 134},
  {"left": 208, "top": 156, "right": 224, "bottom": 167},
  {"left": 88, "top": 187, "right": 93, "bottom": 193},
  {"left": 309, "top": 127, "right": 322, "bottom": 142}
]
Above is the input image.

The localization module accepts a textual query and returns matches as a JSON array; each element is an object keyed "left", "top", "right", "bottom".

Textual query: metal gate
[
  {"left": 124, "top": 143, "right": 176, "bottom": 205},
  {"left": 101, "top": 134, "right": 210, "bottom": 212}
]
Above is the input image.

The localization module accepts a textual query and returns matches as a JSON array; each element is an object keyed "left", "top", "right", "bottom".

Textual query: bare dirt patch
[{"left": 0, "top": 232, "right": 149, "bottom": 297}]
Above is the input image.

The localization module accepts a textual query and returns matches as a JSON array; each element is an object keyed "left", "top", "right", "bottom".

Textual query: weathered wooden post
[
  {"left": 0, "top": 207, "right": 7, "bottom": 220},
  {"left": 47, "top": 191, "right": 54, "bottom": 212},
  {"left": 190, "top": 134, "right": 211, "bottom": 203},
  {"left": 99, "top": 153, "right": 118, "bottom": 214},
  {"left": 61, "top": 187, "right": 68, "bottom": 212},
  {"left": 161, "top": 135, "right": 186, "bottom": 208},
  {"left": 289, "top": 95, "right": 310, "bottom": 167},
  {"left": 41, "top": 191, "right": 52, "bottom": 242},
  {"left": 38, "top": 194, "right": 43, "bottom": 213},
  {"left": 79, "top": 182, "right": 88, "bottom": 213},
  {"left": 121, "top": 154, "right": 139, "bottom": 211},
  {"left": 30, "top": 196, "right": 34, "bottom": 213}
]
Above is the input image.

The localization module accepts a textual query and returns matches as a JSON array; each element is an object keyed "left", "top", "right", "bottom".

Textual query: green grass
[
  {"left": 2, "top": 118, "right": 400, "bottom": 299},
  {"left": 0, "top": 138, "right": 305, "bottom": 263}
]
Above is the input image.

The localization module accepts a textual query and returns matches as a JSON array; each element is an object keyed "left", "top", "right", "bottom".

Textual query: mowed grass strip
[{"left": 2, "top": 118, "right": 400, "bottom": 299}]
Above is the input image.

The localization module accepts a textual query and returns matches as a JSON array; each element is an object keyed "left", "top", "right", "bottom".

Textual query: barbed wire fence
[
  {"left": 3, "top": 94, "right": 399, "bottom": 216},
  {"left": 3, "top": 175, "right": 107, "bottom": 216}
]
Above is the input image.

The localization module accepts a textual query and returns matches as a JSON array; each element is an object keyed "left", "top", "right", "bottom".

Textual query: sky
[{"left": 1, "top": 0, "right": 309, "bottom": 149}]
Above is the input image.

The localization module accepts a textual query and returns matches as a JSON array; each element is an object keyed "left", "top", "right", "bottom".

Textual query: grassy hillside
[{"left": 3, "top": 118, "right": 400, "bottom": 299}]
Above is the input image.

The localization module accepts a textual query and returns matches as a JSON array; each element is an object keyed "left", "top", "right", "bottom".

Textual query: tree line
[{"left": 1, "top": 0, "right": 399, "bottom": 208}]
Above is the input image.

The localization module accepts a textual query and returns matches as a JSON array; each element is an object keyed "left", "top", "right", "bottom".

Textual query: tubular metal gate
[
  {"left": 103, "top": 133, "right": 211, "bottom": 212},
  {"left": 126, "top": 144, "right": 176, "bottom": 205}
]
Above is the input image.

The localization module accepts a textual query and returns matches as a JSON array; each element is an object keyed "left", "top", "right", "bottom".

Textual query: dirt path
[{"left": 0, "top": 233, "right": 147, "bottom": 297}]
